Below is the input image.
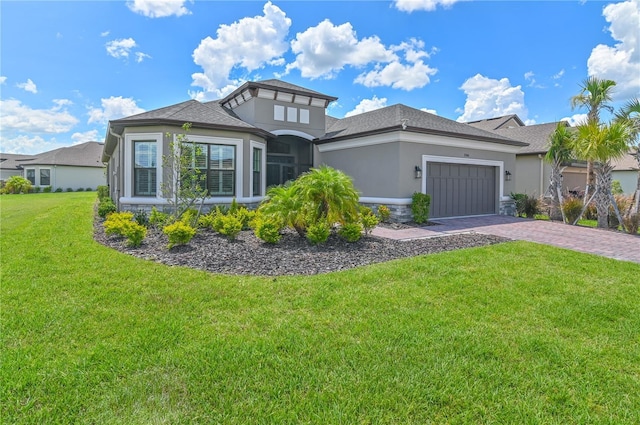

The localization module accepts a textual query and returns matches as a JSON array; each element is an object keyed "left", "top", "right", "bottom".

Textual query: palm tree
[
  {"left": 258, "top": 181, "right": 306, "bottom": 237},
  {"left": 615, "top": 98, "right": 640, "bottom": 214},
  {"left": 570, "top": 77, "right": 617, "bottom": 203},
  {"left": 544, "top": 122, "right": 575, "bottom": 222},
  {"left": 572, "top": 120, "right": 632, "bottom": 228}
]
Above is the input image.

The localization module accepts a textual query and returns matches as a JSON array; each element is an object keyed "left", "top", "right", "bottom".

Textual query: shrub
[
  {"left": 43, "top": 186, "right": 52, "bottom": 193},
  {"left": 133, "top": 210, "right": 149, "bottom": 227},
  {"left": 180, "top": 208, "right": 199, "bottom": 227},
  {"left": 211, "top": 207, "right": 226, "bottom": 233},
  {"left": 254, "top": 218, "right": 282, "bottom": 244},
  {"left": 66, "top": 188, "right": 73, "bottom": 192},
  {"left": 4, "top": 176, "right": 32, "bottom": 194},
  {"left": 219, "top": 214, "right": 243, "bottom": 241},
  {"left": 622, "top": 213, "right": 639, "bottom": 235},
  {"left": 76, "top": 187, "right": 84, "bottom": 192},
  {"left": 360, "top": 208, "right": 379, "bottom": 235},
  {"left": 584, "top": 202, "right": 597, "bottom": 220},
  {"left": 522, "top": 195, "right": 540, "bottom": 218},
  {"left": 411, "top": 192, "right": 431, "bottom": 224},
  {"left": 55, "top": 188, "right": 63, "bottom": 193},
  {"left": 104, "top": 211, "right": 147, "bottom": 247},
  {"left": 234, "top": 207, "right": 255, "bottom": 230},
  {"left": 229, "top": 198, "right": 240, "bottom": 215},
  {"left": 377, "top": 204, "right": 391, "bottom": 223},
  {"left": 562, "top": 197, "right": 583, "bottom": 224},
  {"left": 149, "top": 207, "right": 170, "bottom": 228},
  {"left": 611, "top": 180, "right": 624, "bottom": 195},
  {"left": 85, "top": 187, "right": 93, "bottom": 192},
  {"left": 97, "top": 185, "right": 109, "bottom": 200},
  {"left": 33, "top": 186, "right": 41, "bottom": 193},
  {"left": 338, "top": 222, "right": 362, "bottom": 242},
  {"left": 197, "top": 212, "right": 216, "bottom": 229},
  {"left": 306, "top": 221, "right": 330, "bottom": 245},
  {"left": 163, "top": 221, "right": 196, "bottom": 249},
  {"left": 97, "top": 197, "right": 117, "bottom": 218}
]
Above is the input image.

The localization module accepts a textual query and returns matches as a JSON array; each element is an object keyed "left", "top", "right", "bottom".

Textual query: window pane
[
  {"left": 26, "top": 169, "right": 35, "bottom": 184},
  {"left": 134, "top": 141, "right": 156, "bottom": 196},
  {"left": 40, "top": 169, "right": 50, "bottom": 186}
]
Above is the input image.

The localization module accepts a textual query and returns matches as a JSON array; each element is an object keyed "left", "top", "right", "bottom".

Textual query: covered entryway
[
  {"left": 266, "top": 135, "right": 313, "bottom": 187},
  {"left": 426, "top": 162, "right": 497, "bottom": 218}
]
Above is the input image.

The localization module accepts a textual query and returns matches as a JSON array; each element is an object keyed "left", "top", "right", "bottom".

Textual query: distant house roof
[
  {"left": 0, "top": 153, "right": 36, "bottom": 171},
  {"left": 18, "top": 142, "right": 105, "bottom": 168},
  {"left": 612, "top": 152, "right": 639, "bottom": 171},
  {"left": 318, "top": 104, "right": 527, "bottom": 147}
]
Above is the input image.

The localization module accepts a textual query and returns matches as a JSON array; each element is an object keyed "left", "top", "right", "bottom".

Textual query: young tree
[
  {"left": 161, "top": 123, "right": 209, "bottom": 220},
  {"left": 570, "top": 77, "right": 617, "bottom": 203},
  {"left": 544, "top": 122, "right": 575, "bottom": 222},
  {"left": 572, "top": 120, "right": 632, "bottom": 228}
]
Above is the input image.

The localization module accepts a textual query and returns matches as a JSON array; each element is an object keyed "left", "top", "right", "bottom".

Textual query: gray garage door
[{"left": 426, "top": 162, "right": 497, "bottom": 218}]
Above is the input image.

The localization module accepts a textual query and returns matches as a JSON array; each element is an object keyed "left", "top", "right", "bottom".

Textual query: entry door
[
  {"left": 426, "top": 162, "right": 496, "bottom": 218},
  {"left": 267, "top": 155, "right": 296, "bottom": 186}
]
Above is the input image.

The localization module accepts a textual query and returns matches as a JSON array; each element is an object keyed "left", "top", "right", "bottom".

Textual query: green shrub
[
  {"left": 85, "top": 187, "right": 93, "bottom": 192},
  {"left": 377, "top": 204, "right": 391, "bottom": 223},
  {"left": 584, "top": 202, "right": 597, "bottom": 220},
  {"left": 338, "top": 222, "right": 362, "bottom": 242},
  {"left": 411, "top": 192, "right": 431, "bottom": 224},
  {"left": 254, "top": 219, "right": 282, "bottom": 244},
  {"left": 522, "top": 195, "right": 540, "bottom": 218},
  {"left": 197, "top": 212, "right": 216, "bottom": 229},
  {"left": 76, "top": 187, "right": 84, "bottom": 192},
  {"left": 611, "top": 180, "right": 624, "bottom": 195},
  {"left": 219, "top": 214, "right": 243, "bottom": 241},
  {"left": 622, "top": 213, "right": 639, "bottom": 235},
  {"left": 43, "top": 186, "right": 52, "bottom": 193},
  {"left": 149, "top": 207, "right": 170, "bottom": 228},
  {"left": 234, "top": 207, "right": 256, "bottom": 230},
  {"left": 360, "top": 209, "right": 379, "bottom": 235},
  {"left": 97, "top": 185, "right": 109, "bottom": 200},
  {"left": 66, "top": 188, "right": 73, "bottom": 192},
  {"left": 97, "top": 198, "right": 117, "bottom": 218},
  {"left": 163, "top": 221, "right": 196, "bottom": 249},
  {"left": 55, "top": 187, "right": 63, "bottom": 193},
  {"left": 510, "top": 193, "right": 527, "bottom": 216},
  {"left": 133, "top": 210, "right": 149, "bottom": 227},
  {"left": 211, "top": 207, "right": 226, "bottom": 233},
  {"left": 562, "top": 197, "right": 583, "bottom": 224},
  {"left": 229, "top": 198, "right": 239, "bottom": 215},
  {"left": 306, "top": 221, "right": 330, "bottom": 245},
  {"left": 180, "top": 208, "right": 199, "bottom": 227},
  {"left": 4, "top": 176, "right": 32, "bottom": 194},
  {"left": 104, "top": 217, "right": 147, "bottom": 247}
]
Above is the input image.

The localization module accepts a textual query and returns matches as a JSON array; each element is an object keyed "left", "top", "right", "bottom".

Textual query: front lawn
[{"left": 2, "top": 193, "right": 639, "bottom": 424}]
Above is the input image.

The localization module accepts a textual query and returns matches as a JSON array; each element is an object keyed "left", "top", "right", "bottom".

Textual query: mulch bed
[{"left": 93, "top": 218, "right": 510, "bottom": 276}]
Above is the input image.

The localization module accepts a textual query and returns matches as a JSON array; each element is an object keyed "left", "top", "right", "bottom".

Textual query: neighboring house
[
  {"left": 467, "top": 115, "right": 587, "bottom": 196},
  {"left": 612, "top": 152, "right": 639, "bottom": 195},
  {"left": 15, "top": 142, "right": 106, "bottom": 191},
  {"left": 0, "top": 153, "right": 35, "bottom": 183},
  {"left": 102, "top": 79, "right": 527, "bottom": 221}
]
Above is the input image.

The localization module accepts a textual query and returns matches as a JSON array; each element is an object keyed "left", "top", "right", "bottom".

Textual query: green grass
[{"left": 2, "top": 193, "right": 640, "bottom": 424}]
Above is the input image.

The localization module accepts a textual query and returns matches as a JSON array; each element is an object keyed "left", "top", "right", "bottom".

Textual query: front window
[
  {"left": 253, "top": 147, "right": 262, "bottom": 196},
  {"left": 25, "top": 169, "right": 35, "bottom": 185},
  {"left": 134, "top": 141, "right": 157, "bottom": 196},
  {"left": 40, "top": 169, "right": 50, "bottom": 186},
  {"left": 208, "top": 145, "right": 235, "bottom": 196}
]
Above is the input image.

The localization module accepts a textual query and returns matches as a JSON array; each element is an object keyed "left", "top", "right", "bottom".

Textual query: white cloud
[
  {"left": 0, "top": 76, "right": 6, "bottom": 85},
  {"left": 135, "top": 52, "right": 152, "bottom": 63},
  {"left": 394, "top": 0, "right": 460, "bottom": 12},
  {"left": 72, "top": 130, "right": 100, "bottom": 144},
  {"left": 101, "top": 31, "right": 110, "bottom": 37},
  {"left": 87, "top": 96, "right": 145, "bottom": 124},
  {"left": 0, "top": 135, "right": 62, "bottom": 155},
  {"left": 190, "top": 1, "right": 291, "bottom": 100},
  {"left": 17, "top": 78, "right": 37, "bottom": 94},
  {"left": 587, "top": 0, "right": 640, "bottom": 99},
  {"left": 561, "top": 114, "right": 588, "bottom": 127},
  {"left": 552, "top": 69, "right": 565, "bottom": 79},
  {"left": 421, "top": 108, "right": 437, "bottom": 115},
  {"left": 106, "top": 38, "right": 137, "bottom": 59},
  {"left": 456, "top": 74, "right": 530, "bottom": 123},
  {"left": 286, "top": 19, "right": 395, "bottom": 79},
  {"left": 127, "top": 0, "right": 191, "bottom": 18},
  {"left": 345, "top": 96, "right": 388, "bottom": 117},
  {"left": 0, "top": 99, "right": 78, "bottom": 133}
]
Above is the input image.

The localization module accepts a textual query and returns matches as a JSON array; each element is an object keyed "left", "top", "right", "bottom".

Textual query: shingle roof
[
  {"left": 466, "top": 114, "right": 525, "bottom": 131},
  {"left": 110, "top": 99, "right": 259, "bottom": 131},
  {"left": 493, "top": 122, "right": 565, "bottom": 154},
  {"left": 221, "top": 79, "right": 338, "bottom": 104},
  {"left": 19, "top": 142, "right": 105, "bottom": 168},
  {"left": 0, "top": 153, "right": 36, "bottom": 171},
  {"left": 612, "top": 152, "right": 639, "bottom": 171},
  {"left": 318, "top": 104, "right": 526, "bottom": 146}
]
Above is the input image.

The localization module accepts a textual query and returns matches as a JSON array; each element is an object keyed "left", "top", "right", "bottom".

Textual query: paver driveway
[{"left": 372, "top": 215, "right": 640, "bottom": 264}]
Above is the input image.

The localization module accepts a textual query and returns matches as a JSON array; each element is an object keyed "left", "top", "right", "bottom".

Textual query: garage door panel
[{"left": 426, "top": 162, "right": 496, "bottom": 218}]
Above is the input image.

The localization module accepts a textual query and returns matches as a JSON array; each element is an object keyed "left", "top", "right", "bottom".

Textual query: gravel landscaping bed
[{"left": 94, "top": 219, "right": 510, "bottom": 276}]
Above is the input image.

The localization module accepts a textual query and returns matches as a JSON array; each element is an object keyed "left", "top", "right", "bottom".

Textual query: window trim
[
  {"left": 25, "top": 168, "right": 36, "bottom": 185},
  {"left": 124, "top": 132, "right": 163, "bottom": 199},
  {"left": 250, "top": 140, "right": 266, "bottom": 199},
  {"left": 39, "top": 168, "right": 51, "bottom": 186}
]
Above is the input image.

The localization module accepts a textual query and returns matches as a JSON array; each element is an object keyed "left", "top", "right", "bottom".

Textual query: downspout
[
  {"left": 538, "top": 154, "right": 544, "bottom": 196},
  {"left": 108, "top": 127, "right": 122, "bottom": 210}
]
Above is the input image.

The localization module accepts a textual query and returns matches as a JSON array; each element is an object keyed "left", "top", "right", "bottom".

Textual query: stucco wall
[
  {"left": 515, "top": 154, "right": 547, "bottom": 196},
  {"left": 612, "top": 170, "right": 637, "bottom": 194},
  {"left": 22, "top": 165, "right": 105, "bottom": 190}
]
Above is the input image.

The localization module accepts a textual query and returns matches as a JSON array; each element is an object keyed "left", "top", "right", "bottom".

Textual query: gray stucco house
[{"left": 102, "top": 79, "right": 527, "bottom": 221}]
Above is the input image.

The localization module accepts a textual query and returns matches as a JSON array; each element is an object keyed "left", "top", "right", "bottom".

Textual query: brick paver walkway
[{"left": 372, "top": 215, "right": 640, "bottom": 264}]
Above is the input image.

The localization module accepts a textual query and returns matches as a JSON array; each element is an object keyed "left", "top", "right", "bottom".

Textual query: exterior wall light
[
  {"left": 415, "top": 166, "right": 422, "bottom": 179},
  {"left": 505, "top": 170, "right": 512, "bottom": 181}
]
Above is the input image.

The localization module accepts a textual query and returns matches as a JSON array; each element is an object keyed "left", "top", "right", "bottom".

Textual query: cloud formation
[
  {"left": 17, "top": 79, "right": 38, "bottom": 94},
  {"left": 587, "top": 0, "right": 640, "bottom": 99},
  {"left": 345, "top": 96, "right": 388, "bottom": 117},
  {"left": 87, "top": 96, "right": 145, "bottom": 124},
  {"left": 127, "top": 0, "right": 191, "bottom": 18},
  {"left": 106, "top": 38, "right": 137, "bottom": 60},
  {"left": 394, "top": 0, "right": 460, "bottom": 12},
  {"left": 456, "top": 74, "right": 530, "bottom": 123},
  {"left": 190, "top": 1, "right": 291, "bottom": 100},
  {"left": 0, "top": 99, "right": 78, "bottom": 133}
]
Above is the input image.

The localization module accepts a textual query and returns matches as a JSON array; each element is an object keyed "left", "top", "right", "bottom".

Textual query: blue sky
[{"left": 1, "top": 0, "right": 639, "bottom": 154}]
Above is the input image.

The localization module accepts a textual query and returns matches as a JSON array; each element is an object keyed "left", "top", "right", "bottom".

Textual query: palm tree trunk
[
  {"left": 583, "top": 160, "right": 595, "bottom": 205},
  {"left": 547, "top": 158, "right": 565, "bottom": 221},
  {"left": 594, "top": 162, "right": 615, "bottom": 229}
]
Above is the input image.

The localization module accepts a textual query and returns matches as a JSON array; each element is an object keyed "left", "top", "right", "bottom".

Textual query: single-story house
[
  {"left": 0, "top": 153, "right": 35, "bottom": 184},
  {"left": 612, "top": 152, "right": 639, "bottom": 195},
  {"left": 102, "top": 79, "right": 527, "bottom": 221},
  {"left": 7, "top": 142, "right": 107, "bottom": 191},
  {"left": 467, "top": 114, "right": 590, "bottom": 196}
]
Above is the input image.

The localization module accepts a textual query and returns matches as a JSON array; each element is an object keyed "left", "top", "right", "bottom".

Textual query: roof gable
[
  {"left": 466, "top": 114, "right": 525, "bottom": 131},
  {"left": 19, "top": 142, "right": 105, "bottom": 167}
]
